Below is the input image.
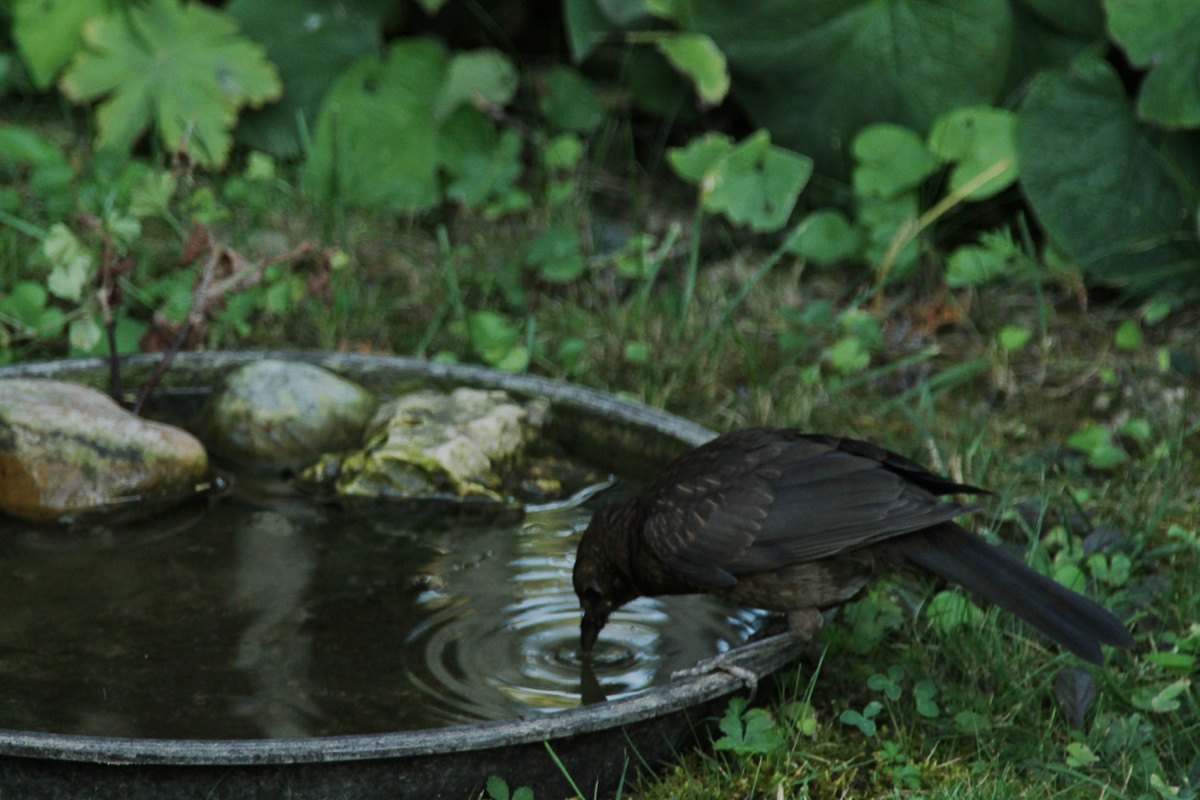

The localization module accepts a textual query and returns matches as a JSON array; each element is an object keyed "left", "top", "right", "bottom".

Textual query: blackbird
[{"left": 573, "top": 428, "right": 1134, "bottom": 664}]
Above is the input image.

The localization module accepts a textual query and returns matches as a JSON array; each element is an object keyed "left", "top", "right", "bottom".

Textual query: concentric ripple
[{"left": 400, "top": 494, "right": 762, "bottom": 724}]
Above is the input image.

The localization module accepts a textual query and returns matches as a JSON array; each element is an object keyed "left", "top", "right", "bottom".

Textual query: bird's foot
[{"left": 669, "top": 631, "right": 802, "bottom": 700}]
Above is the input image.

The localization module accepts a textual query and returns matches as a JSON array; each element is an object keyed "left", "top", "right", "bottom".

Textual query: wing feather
[{"left": 638, "top": 430, "right": 981, "bottom": 587}]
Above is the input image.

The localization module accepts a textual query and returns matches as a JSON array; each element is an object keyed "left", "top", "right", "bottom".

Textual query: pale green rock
[{"left": 302, "top": 387, "right": 549, "bottom": 501}]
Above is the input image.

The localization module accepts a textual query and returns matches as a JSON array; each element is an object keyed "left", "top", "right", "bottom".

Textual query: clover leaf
[{"left": 60, "top": 0, "right": 281, "bottom": 168}]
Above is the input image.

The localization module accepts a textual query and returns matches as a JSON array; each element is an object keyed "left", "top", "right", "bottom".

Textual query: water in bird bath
[{"left": 0, "top": 468, "right": 760, "bottom": 739}]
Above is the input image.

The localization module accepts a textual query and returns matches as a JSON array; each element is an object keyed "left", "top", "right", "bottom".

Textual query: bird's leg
[{"left": 669, "top": 611, "right": 818, "bottom": 699}]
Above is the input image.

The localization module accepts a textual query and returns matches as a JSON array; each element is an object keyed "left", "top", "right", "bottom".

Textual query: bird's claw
[{"left": 671, "top": 659, "right": 761, "bottom": 698}]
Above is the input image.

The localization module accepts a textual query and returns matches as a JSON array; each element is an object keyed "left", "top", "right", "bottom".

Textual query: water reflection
[{"left": 0, "top": 473, "right": 759, "bottom": 739}]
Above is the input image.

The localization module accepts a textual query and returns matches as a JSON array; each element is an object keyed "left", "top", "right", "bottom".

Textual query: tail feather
[{"left": 894, "top": 523, "right": 1134, "bottom": 665}]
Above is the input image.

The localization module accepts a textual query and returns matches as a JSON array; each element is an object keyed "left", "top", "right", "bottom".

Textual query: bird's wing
[{"left": 641, "top": 432, "right": 980, "bottom": 588}]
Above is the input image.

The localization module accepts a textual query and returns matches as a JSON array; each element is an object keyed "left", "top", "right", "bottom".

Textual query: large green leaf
[
  {"left": 13, "top": 0, "right": 112, "bottom": 88},
  {"left": 1003, "top": 1, "right": 1102, "bottom": 101},
  {"left": 1016, "top": 0, "right": 1105, "bottom": 37},
  {"left": 303, "top": 39, "right": 447, "bottom": 211},
  {"left": 227, "top": 0, "right": 388, "bottom": 157},
  {"left": 687, "top": 0, "right": 1012, "bottom": 175},
  {"left": 59, "top": 0, "right": 281, "bottom": 168},
  {"left": 1104, "top": 0, "right": 1200, "bottom": 128},
  {"left": 1017, "top": 57, "right": 1200, "bottom": 293}
]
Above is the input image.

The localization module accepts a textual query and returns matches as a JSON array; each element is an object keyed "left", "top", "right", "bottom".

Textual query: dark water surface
[{"left": 0, "top": 474, "right": 758, "bottom": 739}]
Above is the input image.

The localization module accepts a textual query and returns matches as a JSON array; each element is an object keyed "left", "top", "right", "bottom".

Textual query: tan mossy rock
[
  {"left": 199, "top": 359, "right": 378, "bottom": 469},
  {"left": 0, "top": 379, "right": 209, "bottom": 523},
  {"left": 301, "top": 388, "right": 550, "bottom": 501}
]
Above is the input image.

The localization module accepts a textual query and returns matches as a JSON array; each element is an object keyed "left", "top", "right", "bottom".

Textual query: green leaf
[
  {"left": 1053, "top": 563, "right": 1087, "bottom": 593},
  {"left": 954, "top": 710, "right": 989, "bottom": 734},
  {"left": 1064, "top": 427, "right": 1130, "bottom": 469},
  {"left": 42, "top": 223, "right": 94, "bottom": 301},
  {"left": 1114, "top": 318, "right": 1143, "bottom": 350},
  {"left": 714, "top": 698, "right": 782, "bottom": 754},
  {"left": 860, "top": 192, "right": 920, "bottom": 277},
  {"left": 785, "top": 209, "right": 863, "bottom": 266},
  {"left": 700, "top": 131, "right": 813, "bottom": 233},
  {"left": 1131, "top": 678, "right": 1191, "bottom": 713},
  {"left": 667, "top": 132, "right": 733, "bottom": 184},
  {"left": 544, "top": 134, "right": 584, "bottom": 171},
  {"left": 562, "top": 0, "right": 609, "bottom": 63},
  {"left": 0, "top": 280, "right": 50, "bottom": 330},
  {"left": 1065, "top": 742, "right": 1099, "bottom": 768},
  {"left": 0, "top": 124, "right": 70, "bottom": 168},
  {"left": 927, "top": 106, "right": 1018, "bottom": 200},
  {"left": 13, "top": 0, "right": 112, "bottom": 88},
  {"left": 485, "top": 775, "right": 510, "bottom": 800},
  {"left": 129, "top": 171, "right": 178, "bottom": 218},
  {"left": 68, "top": 313, "right": 103, "bottom": 353},
  {"left": 867, "top": 670, "right": 902, "bottom": 701},
  {"left": 1120, "top": 418, "right": 1152, "bottom": 442},
  {"left": 1104, "top": 0, "right": 1200, "bottom": 128},
  {"left": 526, "top": 227, "right": 585, "bottom": 283},
  {"left": 445, "top": 124, "right": 524, "bottom": 209},
  {"left": 1067, "top": 425, "right": 1112, "bottom": 454},
  {"left": 998, "top": 325, "right": 1032, "bottom": 352},
  {"left": 913, "top": 680, "right": 939, "bottom": 718},
  {"left": 226, "top": 0, "right": 386, "bottom": 158},
  {"left": 624, "top": 341, "right": 650, "bottom": 363},
  {"left": 433, "top": 49, "right": 517, "bottom": 124},
  {"left": 468, "top": 311, "right": 529, "bottom": 373},
  {"left": 927, "top": 589, "right": 985, "bottom": 633},
  {"left": 853, "top": 124, "right": 939, "bottom": 199},
  {"left": 655, "top": 33, "right": 729, "bottom": 107},
  {"left": 303, "top": 39, "right": 446, "bottom": 211},
  {"left": 60, "top": 0, "right": 282, "bottom": 168},
  {"left": 1016, "top": 56, "right": 1200, "bottom": 293},
  {"left": 827, "top": 335, "right": 870, "bottom": 375},
  {"left": 946, "top": 243, "right": 1015, "bottom": 287},
  {"left": 1018, "top": 0, "right": 1106, "bottom": 38},
  {"left": 537, "top": 66, "right": 603, "bottom": 133},
  {"left": 1143, "top": 300, "right": 1171, "bottom": 325},
  {"left": 688, "top": 0, "right": 1013, "bottom": 175}
]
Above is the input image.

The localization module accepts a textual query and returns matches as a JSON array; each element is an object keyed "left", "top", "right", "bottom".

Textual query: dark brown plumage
[{"left": 573, "top": 428, "right": 1134, "bottom": 664}]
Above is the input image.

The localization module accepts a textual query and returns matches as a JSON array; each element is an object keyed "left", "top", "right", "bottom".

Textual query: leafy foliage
[
  {"left": 1016, "top": 56, "right": 1200, "bottom": 294},
  {"left": 12, "top": 0, "right": 112, "bottom": 88},
  {"left": 225, "top": 0, "right": 388, "bottom": 157},
  {"left": 59, "top": 0, "right": 281, "bottom": 167}
]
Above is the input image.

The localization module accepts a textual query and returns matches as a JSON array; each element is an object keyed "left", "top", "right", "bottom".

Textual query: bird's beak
[{"left": 580, "top": 611, "right": 606, "bottom": 658}]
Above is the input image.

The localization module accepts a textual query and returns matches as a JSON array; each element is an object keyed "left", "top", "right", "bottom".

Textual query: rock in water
[
  {"left": 199, "top": 360, "right": 378, "bottom": 468},
  {"left": 0, "top": 379, "right": 209, "bottom": 523},
  {"left": 302, "top": 388, "right": 549, "bottom": 501}
]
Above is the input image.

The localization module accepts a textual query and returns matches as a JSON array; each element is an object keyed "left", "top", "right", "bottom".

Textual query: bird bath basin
[{"left": 0, "top": 352, "right": 802, "bottom": 799}]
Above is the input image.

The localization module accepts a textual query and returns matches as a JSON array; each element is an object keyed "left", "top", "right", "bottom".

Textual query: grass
[{"left": 2, "top": 115, "right": 1198, "bottom": 800}]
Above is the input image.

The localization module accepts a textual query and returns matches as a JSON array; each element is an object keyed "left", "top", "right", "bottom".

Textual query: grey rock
[{"left": 200, "top": 360, "right": 377, "bottom": 468}]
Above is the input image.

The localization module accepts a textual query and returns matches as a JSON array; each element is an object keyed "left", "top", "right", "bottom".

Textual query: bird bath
[{"left": 0, "top": 352, "right": 802, "bottom": 799}]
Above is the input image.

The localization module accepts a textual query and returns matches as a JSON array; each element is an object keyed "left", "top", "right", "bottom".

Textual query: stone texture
[
  {"left": 0, "top": 379, "right": 209, "bottom": 523},
  {"left": 301, "top": 388, "right": 549, "bottom": 501},
  {"left": 199, "top": 360, "right": 377, "bottom": 468}
]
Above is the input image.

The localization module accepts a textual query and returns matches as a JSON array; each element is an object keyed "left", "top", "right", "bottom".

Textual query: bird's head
[{"left": 573, "top": 503, "right": 639, "bottom": 657}]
